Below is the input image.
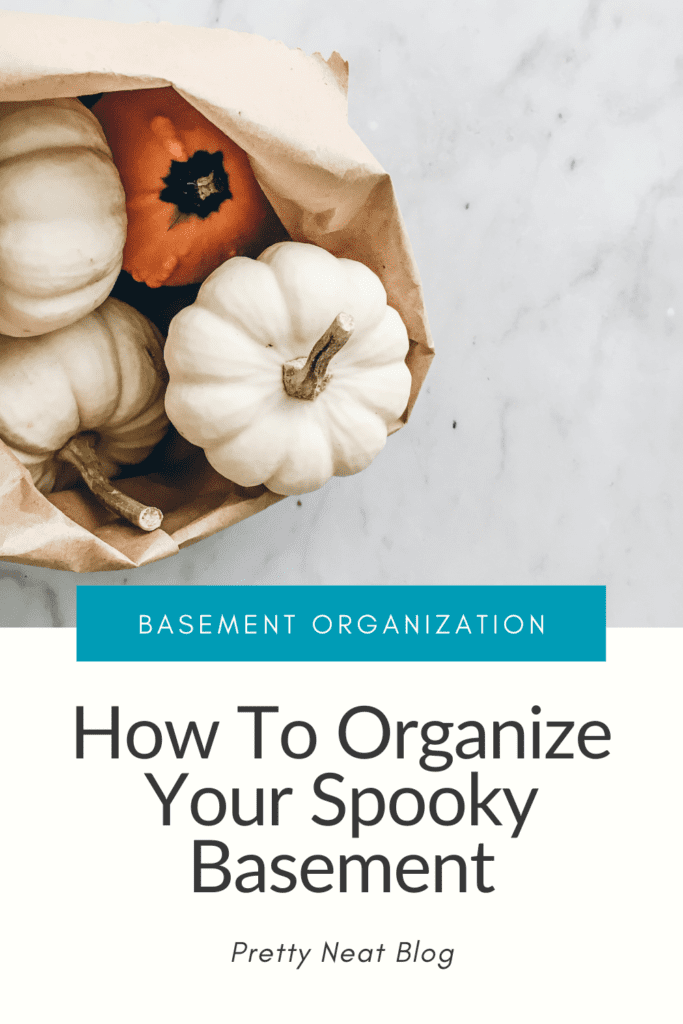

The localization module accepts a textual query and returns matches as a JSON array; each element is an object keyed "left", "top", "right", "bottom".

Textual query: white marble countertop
[{"left": 1, "top": 0, "right": 681, "bottom": 625}]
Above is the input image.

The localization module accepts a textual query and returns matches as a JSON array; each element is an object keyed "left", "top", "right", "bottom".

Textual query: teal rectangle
[{"left": 76, "top": 586, "right": 605, "bottom": 662}]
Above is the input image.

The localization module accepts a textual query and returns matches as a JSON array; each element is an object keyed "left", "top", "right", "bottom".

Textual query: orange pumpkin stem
[
  {"left": 57, "top": 434, "right": 163, "bottom": 532},
  {"left": 282, "top": 313, "right": 354, "bottom": 400}
]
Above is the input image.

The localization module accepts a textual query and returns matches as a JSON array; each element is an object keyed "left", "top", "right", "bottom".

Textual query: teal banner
[{"left": 76, "top": 586, "right": 605, "bottom": 662}]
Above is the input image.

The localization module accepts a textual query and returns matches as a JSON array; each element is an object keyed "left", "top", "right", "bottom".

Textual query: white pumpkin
[
  {"left": 0, "top": 297, "right": 168, "bottom": 531},
  {"left": 164, "top": 242, "right": 413, "bottom": 496},
  {"left": 0, "top": 97, "right": 127, "bottom": 337}
]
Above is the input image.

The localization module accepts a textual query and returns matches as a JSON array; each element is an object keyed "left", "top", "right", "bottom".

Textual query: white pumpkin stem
[
  {"left": 282, "top": 312, "right": 355, "bottom": 400},
  {"left": 56, "top": 434, "right": 163, "bottom": 533}
]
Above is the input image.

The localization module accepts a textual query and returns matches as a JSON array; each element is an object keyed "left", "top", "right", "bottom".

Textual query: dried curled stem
[
  {"left": 282, "top": 312, "right": 355, "bottom": 400},
  {"left": 56, "top": 434, "right": 163, "bottom": 532}
]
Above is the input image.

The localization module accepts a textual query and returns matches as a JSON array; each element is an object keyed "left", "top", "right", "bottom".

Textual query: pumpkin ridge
[
  {"left": 197, "top": 258, "right": 295, "bottom": 348},
  {"left": 166, "top": 308, "right": 280, "bottom": 384},
  {"left": 0, "top": 426, "right": 55, "bottom": 458},
  {"left": 320, "top": 399, "right": 387, "bottom": 478},
  {"left": 325, "top": 366, "right": 412, "bottom": 424},
  {"left": 0, "top": 142, "right": 113, "bottom": 170},
  {"left": 0, "top": 130, "right": 112, "bottom": 164},
  {"left": 168, "top": 381, "right": 281, "bottom": 448},
  {"left": 0, "top": 264, "right": 121, "bottom": 327},
  {"left": 68, "top": 306, "right": 121, "bottom": 433},
  {"left": 266, "top": 410, "right": 336, "bottom": 495},
  {"left": 2, "top": 256, "right": 122, "bottom": 300},
  {"left": 331, "top": 309, "right": 410, "bottom": 369},
  {"left": 99, "top": 395, "right": 168, "bottom": 463},
  {"left": 0, "top": 343, "right": 77, "bottom": 456},
  {"left": 94, "top": 300, "right": 166, "bottom": 436}
]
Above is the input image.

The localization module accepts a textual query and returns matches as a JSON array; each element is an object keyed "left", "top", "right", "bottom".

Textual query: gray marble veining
[{"left": 1, "top": 0, "right": 682, "bottom": 625}]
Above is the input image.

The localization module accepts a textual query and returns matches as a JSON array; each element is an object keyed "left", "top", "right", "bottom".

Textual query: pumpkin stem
[
  {"left": 282, "top": 313, "right": 355, "bottom": 400},
  {"left": 56, "top": 435, "right": 163, "bottom": 533},
  {"left": 160, "top": 149, "right": 232, "bottom": 221}
]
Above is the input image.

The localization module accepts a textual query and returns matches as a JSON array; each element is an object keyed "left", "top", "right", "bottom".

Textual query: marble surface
[{"left": 1, "top": 0, "right": 682, "bottom": 625}]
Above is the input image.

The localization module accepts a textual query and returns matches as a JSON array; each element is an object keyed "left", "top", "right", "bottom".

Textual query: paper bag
[{"left": 0, "top": 10, "right": 433, "bottom": 572}]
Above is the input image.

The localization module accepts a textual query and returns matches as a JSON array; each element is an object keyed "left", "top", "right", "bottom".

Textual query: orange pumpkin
[{"left": 93, "top": 87, "right": 285, "bottom": 288}]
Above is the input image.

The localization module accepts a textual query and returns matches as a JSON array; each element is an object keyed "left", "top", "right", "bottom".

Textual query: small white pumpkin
[
  {"left": 0, "top": 97, "right": 127, "bottom": 337},
  {"left": 0, "top": 297, "right": 169, "bottom": 531},
  {"left": 164, "top": 241, "right": 412, "bottom": 496}
]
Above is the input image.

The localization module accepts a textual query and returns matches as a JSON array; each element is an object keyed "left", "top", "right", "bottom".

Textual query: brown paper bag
[{"left": 0, "top": 10, "right": 433, "bottom": 572}]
